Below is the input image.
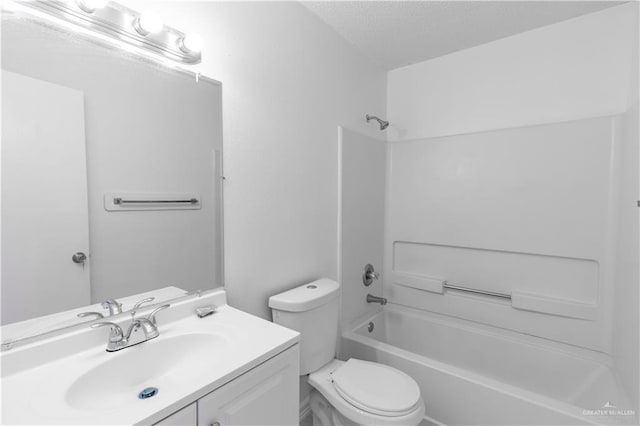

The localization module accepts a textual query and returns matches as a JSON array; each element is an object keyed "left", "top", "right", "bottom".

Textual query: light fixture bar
[{"left": 14, "top": 0, "right": 201, "bottom": 64}]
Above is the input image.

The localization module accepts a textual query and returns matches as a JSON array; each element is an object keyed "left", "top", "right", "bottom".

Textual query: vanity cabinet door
[
  {"left": 197, "top": 345, "right": 299, "bottom": 426},
  {"left": 154, "top": 402, "right": 197, "bottom": 426}
]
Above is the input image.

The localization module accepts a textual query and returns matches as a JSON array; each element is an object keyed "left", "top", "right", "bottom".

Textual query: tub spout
[{"left": 366, "top": 294, "right": 387, "bottom": 305}]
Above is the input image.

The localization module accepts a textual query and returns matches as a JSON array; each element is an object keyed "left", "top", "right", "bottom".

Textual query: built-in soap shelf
[
  {"left": 104, "top": 193, "right": 201, "bottom": 211},
  {"left": 391, "top": 271, "right": 597, "bottom": 320}
]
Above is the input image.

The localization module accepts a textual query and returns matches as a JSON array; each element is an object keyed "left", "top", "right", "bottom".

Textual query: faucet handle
[
  {"left": 130, "top": 297, "right": 155, "bottom": 319},
  {"left": 101, "top": 299, "right": 123, "bottom": 316},
  {"left": 147, "top": 304, "right": 170, "bottom": 326},
  {"left": 132, "top": 297, "right": 155, "bottom": 311},
  {"left": 77, "top": 311, "right": 104, "bottom": 320},
  {"left": 362, "top": 264, "right": 380, "bottom": 286},
  {"left": 91, "top": 321, "right": 125, "bottom": 343}
]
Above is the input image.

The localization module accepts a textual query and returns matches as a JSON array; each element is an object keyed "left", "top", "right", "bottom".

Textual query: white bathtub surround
[
  {"left": 338, "top": 127, "right": 387, "bottom": 331},
  {"left": 611, "top": 101, "right": 640, "bottom": 414},
  {"left": 353, "top": 3, "right": 639, "bottom": 423},
  {"left": 384, "top": 116, "right": 619, "bottom": 352},
  {"left": 334, "top": 4, "right": 639, "bottom": 425},
  {"left": 1, "top": 289, "right": 300, "bottom": 425},
  {"left": 343, "top": 305, "right": 636, "bottom": 426}
]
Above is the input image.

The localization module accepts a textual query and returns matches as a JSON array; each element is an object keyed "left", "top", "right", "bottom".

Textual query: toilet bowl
[
  {"left": 269, "top": 279, "right": 425, "bottom": 426},
  {"left": 308, "top": 359, "right": 425, "bottom": 426}
]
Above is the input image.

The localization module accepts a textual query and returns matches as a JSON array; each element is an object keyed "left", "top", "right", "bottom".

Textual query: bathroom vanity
[
  {"left": 157, "top": 346, "right": 298, "bottom": 426},
  {"left": 1, "top": 289, "right": 300, "bottom": 425}
]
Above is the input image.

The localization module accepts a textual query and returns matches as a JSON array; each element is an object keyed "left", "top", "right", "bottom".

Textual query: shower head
[{"left": 366, "top": 114, "right": 389, "bottom": 130}]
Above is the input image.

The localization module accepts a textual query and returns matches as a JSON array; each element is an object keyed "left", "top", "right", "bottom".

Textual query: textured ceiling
[{"left": 300, "top": 1, "right": 626, "bottom": 70}]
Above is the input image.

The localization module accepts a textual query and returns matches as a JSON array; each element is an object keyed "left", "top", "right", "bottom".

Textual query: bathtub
[{"left": 341, "top": 304, "right": 636, "bottom": 426}]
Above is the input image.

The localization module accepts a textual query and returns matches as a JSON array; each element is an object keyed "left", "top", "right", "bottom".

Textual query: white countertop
[{"left": 1, "top": 289, "right": 300, "bottom": 425}]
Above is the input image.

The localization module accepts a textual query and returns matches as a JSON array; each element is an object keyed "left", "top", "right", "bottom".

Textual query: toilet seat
[
  {"left": 331, "top": 359, "right": 422, "bottom": 417},
  {"left": 308, "top": 359, "right": 425, "bottom": 426}
]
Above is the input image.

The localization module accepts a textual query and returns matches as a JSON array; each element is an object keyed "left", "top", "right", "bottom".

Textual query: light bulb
[
  {"left": 178, "top": 33, "right": 203, "bottom": 54},
  {"left": 2, "top": 0, "right": 16, "bottom": 12},
  {"left": 76, "top": 0, "right": 108, "bottom": 13},
  {"left": 133, "top": 12, "right": 163, "bottom": 36}
]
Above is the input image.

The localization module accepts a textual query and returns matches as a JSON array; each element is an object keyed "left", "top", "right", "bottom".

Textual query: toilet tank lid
[{"left": 269, "top": 279, "right": 340, "bottom": 312}]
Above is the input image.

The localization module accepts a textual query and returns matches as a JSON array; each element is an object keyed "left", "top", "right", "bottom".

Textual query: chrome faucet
[
  {"left": 101, "top": 299, "right": 123, "bottom": 316},
  {"left": 92, "top": 304, "right": 170, "bottom": 352},
  {"left": 366, "top": 294, "right": 387, "bottom": 305}
]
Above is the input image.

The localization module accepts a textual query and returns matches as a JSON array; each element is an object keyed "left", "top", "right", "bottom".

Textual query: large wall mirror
[{"left": 1, "top": 11, "right": 223, "bottom": 341}]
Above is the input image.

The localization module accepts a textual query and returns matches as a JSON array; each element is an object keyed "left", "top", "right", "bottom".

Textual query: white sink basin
[
  {"left": 65, "top": 333, "right": 228, "bottom": 411},
  {"left": 1, "top": 289, "right": 300, "bottom": 425}
]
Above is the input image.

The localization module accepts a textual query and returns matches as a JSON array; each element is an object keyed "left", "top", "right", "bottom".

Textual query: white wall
[
  {"left": 384, "top": 2, "right": 638, "bottom": 354},
  {"left": 612, "top": 3, "right": 639, "bottom": 407},
  {"left": 612, "top": 102, "right": 640, "bottom": 416},
  {"left": 613, "top": 4, "right": 640, "bottom": 404},
  {"left": 118, "top": 1, "right": 387, "bottom": 319},
  {"left": 338, "top": 127, "right": 386, "bottom": 331},
  {"left": 387, "top": 3, "right": 636, "bottom": 142}
]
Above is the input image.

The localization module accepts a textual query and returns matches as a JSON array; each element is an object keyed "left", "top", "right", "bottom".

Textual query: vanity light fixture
[
  {"left": 132, "top": 11, "right": 163, "bottom": 36},
  {"left": 178, "top": 33, "right": 203, "bottom": 54},
  {"left": 10, "top": 0, "right": 201, "bottom": 64},
  {"left": 2, "top": 0, "right": 17, "bottom": 12},
  {"left": 75, "top": 0, "right": 108, "bottom": 14}
]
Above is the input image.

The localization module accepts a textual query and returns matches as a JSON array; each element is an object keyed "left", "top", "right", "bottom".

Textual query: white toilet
[{"left": 269, "top": 279, "right": 425, "bottom": 426}]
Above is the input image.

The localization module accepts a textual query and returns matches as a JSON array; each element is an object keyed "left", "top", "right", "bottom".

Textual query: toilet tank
[{"left": 269, "top": 279, "right": 340, "bottom": 375}]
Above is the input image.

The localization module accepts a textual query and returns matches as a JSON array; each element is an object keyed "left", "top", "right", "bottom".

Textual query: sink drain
[{"left": 138, "top": 387, "right": 158, "bottom": 399}]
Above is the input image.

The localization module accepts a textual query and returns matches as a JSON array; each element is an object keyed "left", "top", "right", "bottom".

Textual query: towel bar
[
  {"left": 443, "top": 281, "right": 511, "bottom": 300},
  {"left": 113, "top": 197, "right": 199, "bottom": 205}
]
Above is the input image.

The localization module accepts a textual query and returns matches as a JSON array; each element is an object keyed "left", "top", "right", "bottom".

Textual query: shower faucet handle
[{"left": 362, "top": 264, "right": 380, "bottom": 286}]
